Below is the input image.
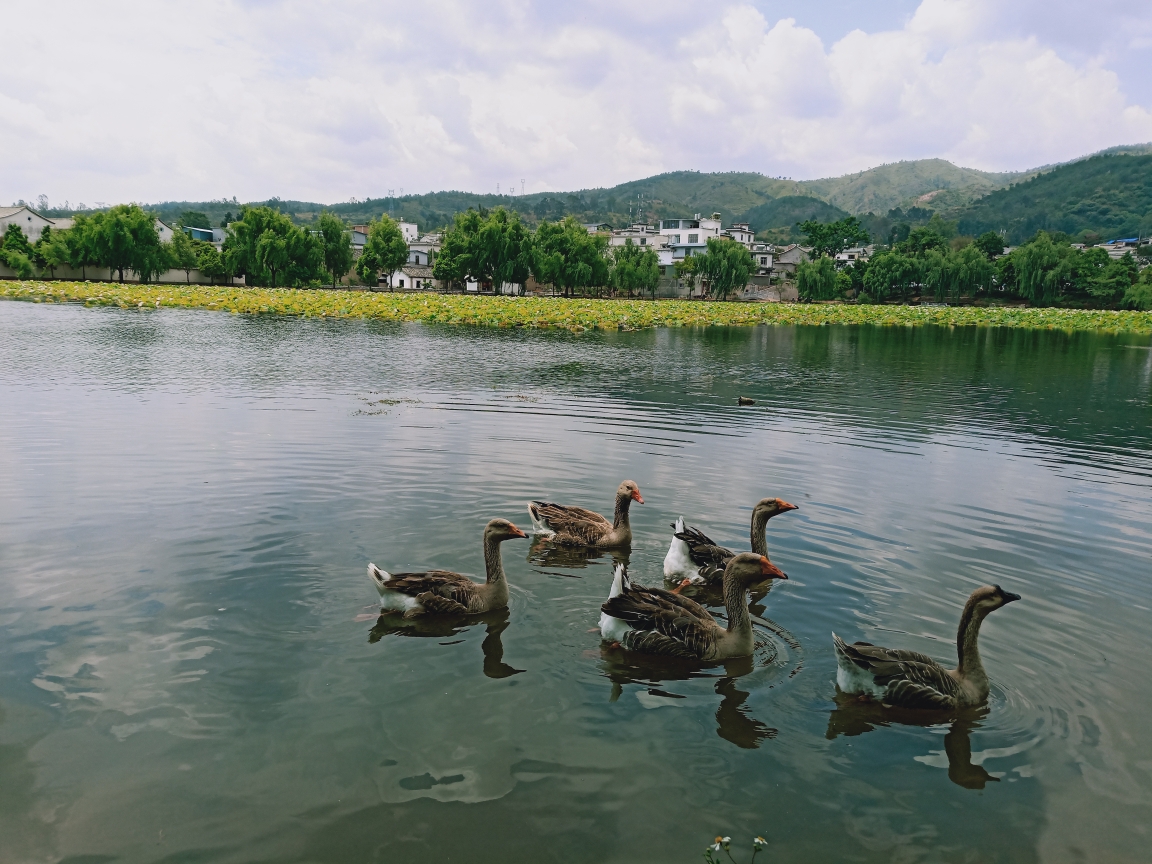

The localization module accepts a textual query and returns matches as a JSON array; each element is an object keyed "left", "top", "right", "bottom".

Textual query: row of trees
[
  {"left": 795, "top": 217, "right": 1151, "bottom": 309},
  {"left": 429, "top": 208, "right": 753, "bottom": 298},
  {"left": 0, "top": 204, "right": 365, "bottom": 288}
]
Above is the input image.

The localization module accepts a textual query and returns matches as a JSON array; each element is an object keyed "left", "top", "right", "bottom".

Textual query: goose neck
[
  {"left": 749, "top": 511, "right": 770, "bottom": 557},
  {"left": 723, "top": 576, "right": 753, "bottom": 638},
  {"left": 612, "top": 494, "right": 632, "bottom": 530},
  {"left": 483, "top": 535, "right": 507, "bottom": 585},
  {"left": 955, "top": 601, "right": 987, "bottom": 680}
]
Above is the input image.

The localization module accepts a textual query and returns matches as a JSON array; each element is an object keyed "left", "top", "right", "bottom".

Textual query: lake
[{"left": 1, "top": 301, "right": 1151, "bottom": 864}]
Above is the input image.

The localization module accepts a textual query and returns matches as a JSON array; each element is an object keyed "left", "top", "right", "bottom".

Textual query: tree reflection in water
[
  {"left": 368, "top": 608, "right": 525, "bottom": 679},
  {"left": 825, "top": 696, "right": 999, "bottom": 789},
  {"left": 598, "top": 649, "right": 779, "bottom": 749}
]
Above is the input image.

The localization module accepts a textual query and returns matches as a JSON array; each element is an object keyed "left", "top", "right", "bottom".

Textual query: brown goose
[
  {"left": 368, "top": 518, "right": 527, "bottom": 617},
  {"left": 528, "top": 480, "right": 643, "bottom": 547},
  {"left": 833, "top": 585, "right": 1021, "bottom": 710},
  {"left": 664, "top": 497, "right": 797, "bottom": 584},
  {"left": 599, "top": 552, "right": 787, "bottom": 661}
]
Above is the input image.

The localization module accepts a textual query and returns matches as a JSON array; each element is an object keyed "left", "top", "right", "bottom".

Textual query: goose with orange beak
[
  {"left": 600, "top": 553, "right": 788, "bottom": 661},
  {"left": 369, "top": 518, "right": 527, "bottom": 617},
  {"left": 528, "top": 480, "right": 644, "bottom": 547}
]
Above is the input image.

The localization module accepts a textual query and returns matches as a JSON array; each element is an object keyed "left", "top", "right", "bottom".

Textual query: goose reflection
[
  {"left": 527, "top": 536, "right": 630, "bottom": 571},
  {"left": 597, "top": 650, "right": 778, "bottom": 749},
  {"left": 825, "top": 697, "right": 999, "bottom": 789},
  {"left": 368, "top": 608, "right": 524, "bottom": 679}
]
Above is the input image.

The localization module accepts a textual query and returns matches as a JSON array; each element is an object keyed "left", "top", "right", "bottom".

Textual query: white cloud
[{"left": 1, "top": 0, "right": 1150, "bottom": 205}]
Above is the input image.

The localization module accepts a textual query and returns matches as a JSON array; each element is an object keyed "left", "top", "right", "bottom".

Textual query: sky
[{"left": 3, "top": 0, "right": 1152, "bottom": 207}]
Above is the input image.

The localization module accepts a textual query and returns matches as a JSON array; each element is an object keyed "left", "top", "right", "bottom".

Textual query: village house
[
  {"left": 0, "top": 206, "right": 54, "bottom": 243},
  {"left": 660, "top": 213, "right": 723, "bottom": 261},
  {"left": 608, "top": 223, "right": 664, "bottom": 249},
  {"left": 773, "top": 244, "right": 810, "bottom": 276},
  {"left": 834, "top": 245, "right": 872, "bottom": 265}
]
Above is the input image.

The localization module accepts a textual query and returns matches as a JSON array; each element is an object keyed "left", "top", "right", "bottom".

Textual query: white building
[
  {"left": 725, "top": 222, "right": 756, "bottom": 248},
  {"left": 659, "top": 213, "right": 723, "bottom": 260},
  {"left": 0, "top": 206, "right": 54, "bottom": 243},
  {"left": 834, "top": 246, "right": 872, "bottom": 265},
  {"left": 609, "top": 223, "right": 665, "bottom": 250},
  {"left": 408, "top": 231, "right": 441, "bottom": 266}
]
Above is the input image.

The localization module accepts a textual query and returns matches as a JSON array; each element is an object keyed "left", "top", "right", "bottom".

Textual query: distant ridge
[{"left": 41, "top": 142, "right": 1152, "bottom": 245}]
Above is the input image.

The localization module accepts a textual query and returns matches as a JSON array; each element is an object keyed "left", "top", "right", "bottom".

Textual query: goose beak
[
  {"left": 509, "top": 525, "right": 528, "bottom": 538},
  {"left": 1001, "top": 590, "right": 1021, "bottom": 603},
  {"left": 632, "top": 490, "right": 644, "bottom": 504},
  {"left": 759, "top": 556, "right": 787, "bottom": 579},
  {"left": 779, "top": 500, "right": 798, "bottom": 512}
]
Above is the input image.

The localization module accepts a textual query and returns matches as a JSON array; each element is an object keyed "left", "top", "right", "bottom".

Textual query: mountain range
[{"left": 64, "top": 143, "right": 1152, "bottom": 246}]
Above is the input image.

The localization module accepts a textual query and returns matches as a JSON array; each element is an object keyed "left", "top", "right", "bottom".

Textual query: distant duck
[
  {"left": 737, "top": 396, "right": 756, "bottom": 405},
  {"left": 528, "top": 480, "right": 643, "bottom": 547},
  {"left": 664, "top": 497, "right": 797, "bottom": 584},
  {"left": 599, "top": 553, "right": 787, "bottom": 661},
  {"left": 833, "top": 585, "right": 1022, "bottom": 710},
  {"left": 368, "top": 518, "right": 527, "bottom": 617}
]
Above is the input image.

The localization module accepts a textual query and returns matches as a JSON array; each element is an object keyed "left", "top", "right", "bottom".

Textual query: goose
[
  {"left": 368, "top": 518, "right": 527, "bottom": 617},
  {"left": 833, "top": 585, "right": 1021, "bottom": 710},
  {"left": 599, "top": 552, "right": 787, "bottom": 661},
  {"left": 528, "top": 480, "right": 643, "bottom": 547},
  {"left": 664, "top": 497, "right": 797, "bottom": 584}
]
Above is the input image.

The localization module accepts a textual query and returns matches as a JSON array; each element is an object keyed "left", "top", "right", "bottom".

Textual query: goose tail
[
  {"left": 663, "top": 516, "right": 696, "bottom": 580},
  {"left": 608, "top": 562, "right": 630, "bottom": 599},
  {"left": 527, "top": 501, "right": 555, "bottom": 537}
]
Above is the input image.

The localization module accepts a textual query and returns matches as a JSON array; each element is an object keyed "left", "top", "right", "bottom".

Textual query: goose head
[
  {"left": 725, "top": 552, "right": 787, "bottom": 586},
  {"left": 617, "top": 480, "right": 644, "bottom": 504},
  {"left": 485, "top": 518, "right": 528, "bottom": 543},
  {"left": 968, "top": 584, "right": 1021, "bottom": 617},
  {"left": 753, "top": 497, "right": 798, "bottom": 520}
]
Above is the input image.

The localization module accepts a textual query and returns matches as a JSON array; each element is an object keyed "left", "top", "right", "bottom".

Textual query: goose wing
[
  {"left": 384, "top": 570, "right": 479, "bottom": 612},
  {"left": 531, "top": 501, "right": 612, "bottom": 544},
  {"left": 675, "top": 526, "right": 734, "bottom": 579},
  {"left": 834, "top": 635, "right": 959, "bottom": 709},
  {"left": 602, "top": 585, "right": 718, "bottom": 659}
]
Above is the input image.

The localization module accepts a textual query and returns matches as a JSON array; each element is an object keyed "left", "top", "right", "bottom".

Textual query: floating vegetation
[{"left": 4, "top": 280, "right": 1152, "bottom": 335}]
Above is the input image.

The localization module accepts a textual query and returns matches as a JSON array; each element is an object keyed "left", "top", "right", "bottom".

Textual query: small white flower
[{"left": 754, "top": 836, "right": 767, "bottom": 848}]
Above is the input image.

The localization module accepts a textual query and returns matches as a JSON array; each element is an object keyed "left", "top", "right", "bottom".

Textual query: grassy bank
[{"left": 4, "top": 280, "right": 1152, "bottom": 334}]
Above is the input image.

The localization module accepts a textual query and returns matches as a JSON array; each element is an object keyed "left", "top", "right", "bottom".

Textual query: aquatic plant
[
  {"left": 704, "top": 835, "right": 768, "bottom": 864},
  {"left": 3, "top": 280, "right": 1152, "bottom": 335}
]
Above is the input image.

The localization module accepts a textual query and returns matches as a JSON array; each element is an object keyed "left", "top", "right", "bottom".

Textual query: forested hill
[
  {"left": 953, "top": 154, "right": 1152, "bottom": 243},
  {"left": 46, "top": 145, "right": 1151, "bottom": 244},
  {"left": 802, "top": 158, "right": 1026, "bottom": 214}
]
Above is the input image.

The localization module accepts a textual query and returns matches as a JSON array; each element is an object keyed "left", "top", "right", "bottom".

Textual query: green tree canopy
[
  {"left": 86, "top": 204, "right": 166, "bottom": 283},
  {"left": 898, "top": 226, "right": 948, "bottom": 256},
  {"left": 432, "top": 208, "right": 534, "bottom": 291},
  {"left": 693, "top": 236, "right": 755, "bottom": 300},
  {"left": 357, "top": 216, "right": 410, "bottom": 287},
  {"left": 797, "top": 216, "right": 869, "bottom": 258},
  {"left": 863, "top": 250, "right": 920, "bottom": 301},
  {"left": 610, "top": 239, "right": 661, "bottom": 298},
  {"left": 179, "top": 210, "right": 212, "bottom": 229},
  {"left": 974, "top": 231, "right": 1006, "bottom": 259},
  {"left": 796, "top": 255, "right": 838, "bottom": 301},
  {"left": 223, "top": 205, "right": 322, "bottom": 288},
  {"left": 316, "top": 211, "right": 354, "bottom": 289},
  {"left": 532, "top": 217, "right": 609, "bottom": 296},
  {"left": 168, "top": 228, "right": 200, "bottom": 283}
]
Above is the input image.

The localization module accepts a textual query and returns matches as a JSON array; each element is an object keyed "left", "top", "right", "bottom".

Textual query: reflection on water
[
  {"left": 1, "top": 303, "right": 1150, "bottom": 863},
  {"left": 369, "top": 609, "right": 525, "bottom": 679},
  {"left": 527, "top": 535, "right": 630, "bottom": 571},
  {"left": 826, "top": 697, "right": 999, "bottom": 789}
]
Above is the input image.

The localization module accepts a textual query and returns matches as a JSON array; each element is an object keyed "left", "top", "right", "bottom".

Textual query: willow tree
[{"left": 357, "top": 216, "right": 409, "bottom": 288}]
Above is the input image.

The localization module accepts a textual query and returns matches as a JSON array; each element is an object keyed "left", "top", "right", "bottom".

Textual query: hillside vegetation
[
  {"left": 37, "top": 145, "right": 1152, "bottom": 245},
  {"left": 954, "top": 154, "right": 1152, "bottom": 243},
  {"left": 802, "top": 158, "right": 1026, "bottom": 215}
]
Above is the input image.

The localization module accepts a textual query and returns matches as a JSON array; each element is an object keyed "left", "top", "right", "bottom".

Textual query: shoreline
[{"left": 4, "top": 280, "right": 1152, "bottom": 335}]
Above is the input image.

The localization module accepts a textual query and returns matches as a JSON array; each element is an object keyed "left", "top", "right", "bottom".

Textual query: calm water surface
[{"left": 1, "top": 302, "right": 1151, "bottom": 864}]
